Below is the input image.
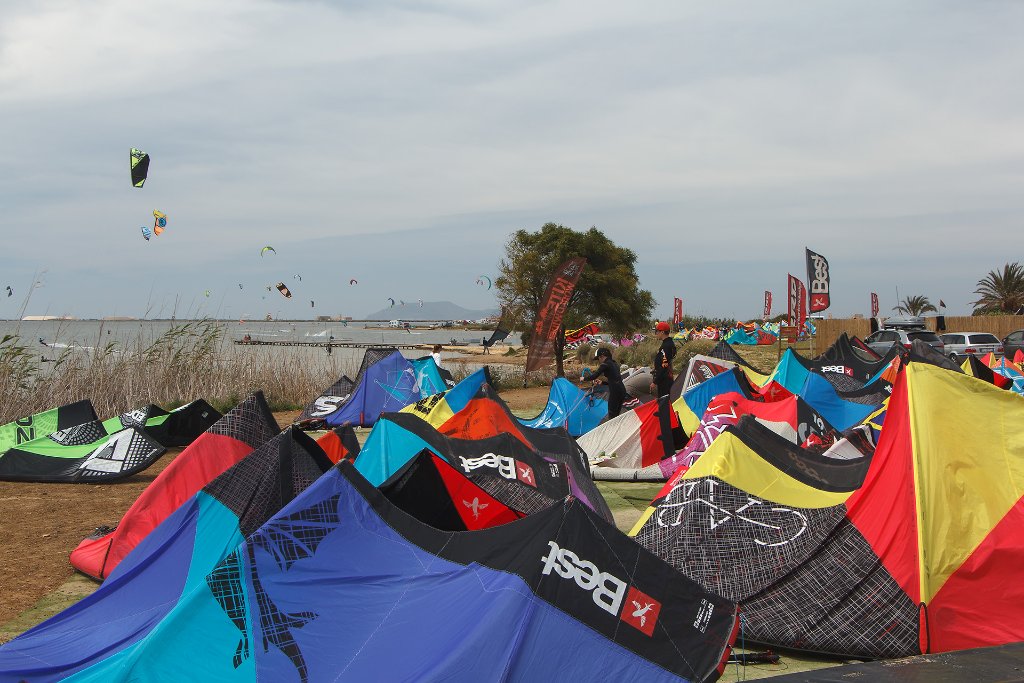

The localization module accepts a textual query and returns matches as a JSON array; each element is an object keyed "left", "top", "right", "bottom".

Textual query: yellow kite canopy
[{"left": 632, "top": 360, "right": 1024, "bottom": 659}]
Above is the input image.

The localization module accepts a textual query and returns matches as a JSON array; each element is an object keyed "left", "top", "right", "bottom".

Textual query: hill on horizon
[{"left": 363, "top": 300, "right": 498, "bottom": 321}]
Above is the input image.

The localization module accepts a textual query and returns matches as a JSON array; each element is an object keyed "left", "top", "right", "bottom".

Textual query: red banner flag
[
  {"left": 871, "top": 292, "right": 879, "bottom": 318},
  {"left": 806, "top": 248, "right": 831, "bottom": 313},
  {"left": 525, "top": 257, "right": 587, "bottom": 373},
  {"left": 763, "top": 291, "right": 772, "bottom": 320},
  {"left": 788, "top": 274, "right": 807, "bottom": 329},
  {"left": 673, "top": 298, "right": 683, "bottom": 325}
]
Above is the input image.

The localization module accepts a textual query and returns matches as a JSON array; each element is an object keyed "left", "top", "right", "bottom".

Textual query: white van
[{"left": 388, "top": 320, "right": 401, "bottom": 328}]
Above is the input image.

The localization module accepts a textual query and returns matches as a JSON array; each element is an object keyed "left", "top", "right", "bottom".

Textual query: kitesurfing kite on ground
[
  {"left": 260, "top": 246, "right": 275, "bottom": 257},
  {"left": 277, "top": 283, "right": 292, "bottom": 299},
  {"left": 130, "top": 148, "right": 149, "bottom": 188}
]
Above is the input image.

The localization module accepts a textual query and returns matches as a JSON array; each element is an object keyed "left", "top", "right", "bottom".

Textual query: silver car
[
  {"left": 863, "top": 328, "right": 944, "bottom": 356},
  {"left": 939, "top": 332, "right": 1003, "bottom": 362}
]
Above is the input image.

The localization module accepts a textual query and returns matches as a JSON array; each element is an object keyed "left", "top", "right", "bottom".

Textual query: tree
[
  {"left": 971, "top": 262, "right": 1024, "bottom": 315},
  {"left": 495, "top": 223, "right": 654, "bottom": 377},
  {"left": 892, "top": 295, "right": 937, "bottom": 316}
]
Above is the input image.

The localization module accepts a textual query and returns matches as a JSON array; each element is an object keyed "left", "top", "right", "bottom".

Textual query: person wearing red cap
[{"left": 649, "top": 321, "right": 676, "bottom": 398}]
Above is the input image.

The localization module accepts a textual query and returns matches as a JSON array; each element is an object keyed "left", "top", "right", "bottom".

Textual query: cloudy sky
[{"left": 2, "top": 0, "right": 1021, "bottom": 320}]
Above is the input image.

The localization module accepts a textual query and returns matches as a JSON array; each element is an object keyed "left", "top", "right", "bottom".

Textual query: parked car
[
  {"left": 1003, "top": 329, "right": 1024, "bottom": 361},
  {"left": 939, "top": 332, "right": 1003, "bottom": 362},
  {"left": 864, "top": 316, "right": 944, "bottom": 356}
]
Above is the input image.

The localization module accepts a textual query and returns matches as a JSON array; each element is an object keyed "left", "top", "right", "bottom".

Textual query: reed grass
[{"left": 0, "top": 320, "right": 356, "bottom": 423}]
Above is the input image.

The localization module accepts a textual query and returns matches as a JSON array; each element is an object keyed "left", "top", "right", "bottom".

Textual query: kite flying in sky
[
  {"left": 277, "top": 283, "right": 292, "bottom": 299},
  {"left": 5, "top": 286, "right": 12, "bottom": 297},
  {"left": 349, "top": 279, "right": 358, "bottom": 286},
  {"left": 152, "top": 211, "right": 166, "bottom": 236},
  {"left": 261, "top": 246, "right": 276, "bottom": 257},
  {"left": 476, "top": 275, "right": 492, "bottom": 289},
  {"left": 140, "top": 226, "right": 151, "bottom": 241},
  {"left": 387, "top": 297, "right": 395, "bottom": 307},
  {"left": 130, "top": 148, "right": 149, "bottom": 188}
]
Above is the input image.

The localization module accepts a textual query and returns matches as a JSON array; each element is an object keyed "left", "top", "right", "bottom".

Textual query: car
[
  {"left": 939, "top": 332, "right": 1003, "bottom": 362},
  {"left": 863, "top": 316, "right": 944, "bottom": 356},
  {"left": 1004, "top": 329, "right": 1024, "bottom": 361}
]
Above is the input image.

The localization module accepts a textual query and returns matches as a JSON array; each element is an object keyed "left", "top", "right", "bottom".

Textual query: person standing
[
  {"left": 649, "top": 321, "right": 676, "bottom": 398},
  {"left": 431, "top": 344, "right": 443, "bottom": 368},
  {"left": 590, "top": 347, "right": 627, "bottom": 419}
]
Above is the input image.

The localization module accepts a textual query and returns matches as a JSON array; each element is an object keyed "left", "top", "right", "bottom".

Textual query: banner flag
[
  {"left": 805, "top": 248, "right": 831, "bottom": 313},
  {"left": 525, "top": 257, "right": 587, "bottom": 373},
  {"left": 788, "top": 274, "right": 807, "bottom": 329}
]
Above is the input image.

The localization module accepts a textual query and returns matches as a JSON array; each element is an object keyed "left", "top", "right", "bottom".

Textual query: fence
[{"left": 813, "top": 316, "right": 1024, "bottom": 350}]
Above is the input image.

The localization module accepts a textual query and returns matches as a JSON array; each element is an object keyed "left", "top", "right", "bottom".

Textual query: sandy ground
[
  {"left": 444, "top": 344, "right": 528, "bottom": 365},
  {"left": 0, "top": 409, "right": 298, "bottom": 628}
]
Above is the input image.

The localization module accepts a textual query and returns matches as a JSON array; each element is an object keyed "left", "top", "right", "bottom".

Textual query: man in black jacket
[
  {"left": 649, "top": 321, "right": 676, "bottom": 398},
  {"left": 589, "top": 347, "right": 628, "bottom": 419}
]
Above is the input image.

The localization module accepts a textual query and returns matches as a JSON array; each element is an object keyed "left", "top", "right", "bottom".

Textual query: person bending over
[{"left": 590, "top": 347, "right": 627, "bottom": 419}]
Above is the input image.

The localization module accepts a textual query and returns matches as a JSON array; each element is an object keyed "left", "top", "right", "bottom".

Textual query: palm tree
[
  {"left": 972, "top": 262, "right": 1024, "bottom": 315},
  {"left": 892, "top": 295, "right": 937, "bottom": 316}
]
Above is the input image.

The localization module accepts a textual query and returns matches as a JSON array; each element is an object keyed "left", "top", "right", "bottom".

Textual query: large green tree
[
  {"left": 495, "top": 223, "right": 654, "bottom": 376},
  {"left": 972, "top": 262, "right": 1024, "bottom": 315},
  {"left": 892, "top": 295, "right": 937, "bottom": 316}
]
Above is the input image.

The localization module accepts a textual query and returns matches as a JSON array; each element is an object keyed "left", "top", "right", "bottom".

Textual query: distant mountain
[{"left": 363, "top": 300, "right": 499, "bottom": 321}]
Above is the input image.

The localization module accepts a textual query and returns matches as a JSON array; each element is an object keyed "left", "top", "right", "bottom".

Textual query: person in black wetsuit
[
  {"left": 649, "top": 321, "right": 676, "bottom": 398},
  {"left": 590, "top": 347, "right": 627, "bottom": 419}
]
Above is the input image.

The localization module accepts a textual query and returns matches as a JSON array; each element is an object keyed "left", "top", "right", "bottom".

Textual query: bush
[{"left": 602, "top": 338, "right": 716, "bottom": 375}]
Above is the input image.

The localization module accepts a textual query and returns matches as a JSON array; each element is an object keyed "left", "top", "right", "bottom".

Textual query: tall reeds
[{"left": 0, "top": 320, "right": 355, "bottom": 423}]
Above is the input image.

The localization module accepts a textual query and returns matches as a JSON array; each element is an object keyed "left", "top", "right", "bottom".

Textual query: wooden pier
[{"left": 233, "top": 339, "right": 428, "bottom": 350}]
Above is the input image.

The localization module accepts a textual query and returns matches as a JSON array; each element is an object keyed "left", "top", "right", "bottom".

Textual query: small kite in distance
[
  {"left": 310, "top": 300, "right": 314, "bottom": 307},
  {"left": 238, "top": 284, "right": 243, "bottom": 289},
  {"left": 294, "top": 274, "right": 302, "bottom": 281},
  {"left": 387, "top": 297, "right": 395, "bottom": 307},
  {"left": 204, "top": 290, "right": 211, "bottom": 298},
  {"left": 5, "top": 286, "right": 12, "bottom": 297},
  {"left": 349, "top": 279, "right": 358, "bottom": 286},
  {"left": 152, "top": 210, "right": 167, "bottom": 236},
  {"left": 261, "top": 246, "right": 276, "bottom": 257},
  {"left": 130, "top": 148, "right": 149, "bottom": 188},
  {"left": 476, "top": 275, "right": 492, "bottom": 289},
  {"left": 140, "top": 226, "right": 151, "bottom": 241},
  {"left": 276, "top": 282, "right": 292, "bottom": 299}
]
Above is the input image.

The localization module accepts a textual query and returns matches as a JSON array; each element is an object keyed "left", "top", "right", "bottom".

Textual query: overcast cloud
[{"left": 1, "top": 0, "right": 1021, "bottom": 319}]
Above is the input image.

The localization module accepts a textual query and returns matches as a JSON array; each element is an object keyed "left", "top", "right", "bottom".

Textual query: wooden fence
[{"left": 813, "top": 316, "right": 1024, "bottom": 350}]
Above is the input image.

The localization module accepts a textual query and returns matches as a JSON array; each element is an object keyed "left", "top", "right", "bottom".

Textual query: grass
[{"left": 0, "top": 320, "right": 356, "bottom": 424}]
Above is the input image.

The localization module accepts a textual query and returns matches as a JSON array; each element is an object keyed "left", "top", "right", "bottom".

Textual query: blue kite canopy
[
  {"left": 0, "top": 428, "right": 332, "bottom": 682},
  {"left": 30, "top": 462, "right": 737, "bottom": 682},
  {"left": 409, "top": 356, "right": 449, "bottom": 396},
  {"left": 798, "top": 372, "right": 878, "bottom": 431},
  {"left": 768, "top": 349, "right": 813, "bottom": 396},
  {"left": 322, "top": 349, "right": 422, "bottom": 427},
  {"left": 518, "top": 377, "right": 607, "bottom": 436}
]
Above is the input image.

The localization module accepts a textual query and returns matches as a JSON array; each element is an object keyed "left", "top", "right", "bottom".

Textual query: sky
[{"left": 1, "top": 0, "right": 1022, "bottom": 320}]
